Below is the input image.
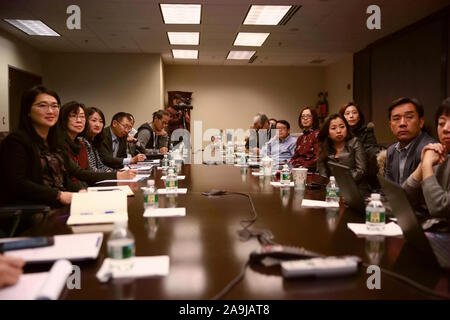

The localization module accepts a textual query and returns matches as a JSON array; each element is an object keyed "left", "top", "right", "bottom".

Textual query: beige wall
[
  {"left": 165, "top": 65, "right": 325, "bottom": 146},
  {"left": 42, "top": 53, "right": 164, "bottom": 126},
  {"left": 324, "top": 55, "right": 354, "bottom": 114},
  {"left": 0, "top": 29, "right": 42, "bottom": 132}
]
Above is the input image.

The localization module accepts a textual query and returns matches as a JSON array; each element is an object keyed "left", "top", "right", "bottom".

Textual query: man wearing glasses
[
  {"left": 385, "top": 98, "right": 435, "bottom": 184},
  {"left": 99, "top": 112, "right": 146, "bottom": 169},
  {"left": 135, "top": 110, "right": 170, "bottom": 155}
]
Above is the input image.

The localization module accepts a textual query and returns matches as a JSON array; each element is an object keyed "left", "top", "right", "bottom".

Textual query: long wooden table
[{"left": 17, "top": 164, "right": 450, "bottom": 299}]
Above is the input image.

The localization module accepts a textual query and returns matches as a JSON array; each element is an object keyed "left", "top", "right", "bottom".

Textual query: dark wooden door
[{"left": 8, "top": 66, "right": 42, "bottom": 132}]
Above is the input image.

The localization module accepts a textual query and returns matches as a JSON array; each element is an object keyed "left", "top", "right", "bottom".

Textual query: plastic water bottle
[
  {"left": 161, "top": 154, "right": 169, "bottom": 169},
  {"left": 166, "top": 168, "right": 178, "bottom": 192},
  {"left": 143, "top": 179, "right": 158, "bottom": 209},
  {"left": 169, "top": 159, "right": 177, "bottom": 174},
  {"left": 366, "top": 193, "right": 386, "bottom": 231},
  {"left": 226, "top": 141, "right": 234, "bottom": 164},
  {"left": 326, "top": 176, "right": 340, "bottom": 204},
  {"left": 239, "top": 153, "right": 246, "bottom": 166},
  {"left": 280, "top": 164, "right": 291, "bottom": 185},
  {"left": 107, "top": 220, "right": 135, "bottom": 271}
]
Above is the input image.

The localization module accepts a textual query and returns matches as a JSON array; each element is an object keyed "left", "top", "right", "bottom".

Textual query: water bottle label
[
  {"left": 108, "top": 243, "right": 134, "bottom": 259},
  {"left": 167, "top": 180, "right": 178, "bottom": 188},
  {"left": 366, "top": 210, "right": 386, "bottom": 224},
  {"left": 326, "top": 188, "right": 339, "bottom": 198},
  {"left": 281, "top": 173, "right": 290, "bottom": 181}
]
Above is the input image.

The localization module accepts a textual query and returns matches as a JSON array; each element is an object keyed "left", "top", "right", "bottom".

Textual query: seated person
[
  {"left": 126, "top": 113, "right": 138, "bottom": 157},
  {"left": 0, "top": 86, "right": 120, "bottom": 206},
  {"left": 81, "top": 107, "right": 115, "bottom": 172},
  {"left": 167, "top": 94, "right": 190, "bottom": 138},
  {"left": 245, "top": 113, "right": 271, "bottom": 154},
  {"left": 385, "top": 97, "right": 435, "bottom": 184},
  {"left": 289, "top": 107, "right": 319, "bottom": 171},
  {"left": 317, "top": 114, "right": 368, "bottom": 187},
  {"left": 263, "top": 120, "right": 297, "bottom": 165},
  {"left": 403, "top": 98, "right": 450, "bottom": 218},
  {"left": 340, "top": 102, "right": 381, "bottom": 189},
  {"left": 135, "top": 110, "right": 169, "bottom": 154},
  {"left": 98, "top": 112, "right": 146, "bottom": 169},
  {"left": 0, "top": 255, "right": 25, "bottom": 289}
]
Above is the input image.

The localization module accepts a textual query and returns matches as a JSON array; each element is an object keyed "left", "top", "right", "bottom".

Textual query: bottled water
[
  {"left": 107, "top": 220, "right": 135, "bottom": 271},
  {"left": 161, "top": 154, "right": 169, "bottom": 169},
  {"left": 166, "top": 168, "right": 178, "bottom": 192},
  {"left": 280, "top": 164, "right": 291, "bottom": 185},
  {"left": 239, "top": 153, "right": 247, "bottom": 166},
  {"left": 143, "top": 179, "right": 158, "bottom": 209},
  {"left": 169, "top": 159, "right": 177, "bottom": 174},
  {"left": 326, "top": 176, "right": 340, "bottom": 204},
  {"left": 226, "top": 141, "right": 234, "bottom": 164},
  {"left": 366, "top": 193, "right": 386, "bottom": 231}
]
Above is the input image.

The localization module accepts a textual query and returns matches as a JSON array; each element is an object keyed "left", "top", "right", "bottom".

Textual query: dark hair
[
  {"left": 153, "top": 109, "right": 169, "bottom": 121},
  {"left": 83, "top": 107, "right": 106, "bottom": 148},
  {"left": 59, "top": 101, "right": 86, "bottom": 132},
  {"left": 276, "top": 120, "right": 290, "bottom": 130},
  {"left": 388, "top": 97, "right": 424, "bottom": 119},
  {"left": 127, "top": 113, "right": 135, "bottom": 125},
  {"left": 435, "top": 97, "right": 450, "bottom": 127},
  {"left": 298, "top": 107, "right": 319, "bottom": 130},
  {"left": 19, "top": 85, "right": 61, "bottom": 150},
  {"left": 269, "top": 118, "right": 277, "bottom": 122},
  {"left": 339, "top": 102, "right": 366, "bottom": 125},
  {"left": 318, "top": 113, "right": 353, "bottom": 162},
  {"left": 111, "top": 112, "right": 132, "bottom": 126}
]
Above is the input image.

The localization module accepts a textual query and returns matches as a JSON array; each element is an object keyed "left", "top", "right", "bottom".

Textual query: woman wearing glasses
[
  {"left": 0, "top": 86, "right": 130, "bottom": 206},
  {"left": 403, "top": 98, "right": 450, "bottom": 218},
  {"left": 289, "top": 107, "right": 320, "bottom": 171}
]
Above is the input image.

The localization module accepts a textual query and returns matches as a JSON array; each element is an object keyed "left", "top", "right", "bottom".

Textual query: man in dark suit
[
  {"left": 99, "top": 112, "right": 146, "bottom": 169},
  {"left": 384, "top": 97, "right": 436, "bottom": 184}
]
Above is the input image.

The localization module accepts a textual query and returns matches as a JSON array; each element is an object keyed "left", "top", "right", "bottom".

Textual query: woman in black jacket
[
  {"left": 340, "top": 102, "right": 381, "bottom": 189},
  {"left": 0, "top": 86, "right": 123, "bottom": 207},
  {"left": 317, "top": 113, "right": 368, "bottom": 187}
]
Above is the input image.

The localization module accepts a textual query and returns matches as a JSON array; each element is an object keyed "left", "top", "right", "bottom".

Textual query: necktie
[{"left": 112, "top": 138, "right": 118, "bottom": 157}]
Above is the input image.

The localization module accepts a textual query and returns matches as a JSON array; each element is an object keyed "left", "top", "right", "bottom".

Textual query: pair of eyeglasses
[
  {"left": 117, "top": 121, "right": 132, "bottom": 131},
  {"left": 33, "top": 102, "right": 60, "bottom": 110},
  {"left": 69, "top": 114, "right": 86, "bottom": 120}
]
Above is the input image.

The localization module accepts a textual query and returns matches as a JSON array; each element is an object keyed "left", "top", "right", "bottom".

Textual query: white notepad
[
  {"left": 160, "top": 175, "right": 185, "bottom": 180},
  {"left": 67, "top": 191, "right": 128, "bottom": 225},
  {"left": 347, "top": 222, "right": 403, "bottom": 237},
  {"left": 96, "top": 256, "right": 170, "bottom": 281},
  {"left": 157, "top": 188, "right": 188, "bottom": 195},
  {"left": 3, "top": 233, "right": 103, "bottom": 263},
  {"left": 95, "top": 174, "right": 149, "bottom": 184},
  {"left": 301, "top": 199, "right": 339, "bottom": 208},
  {"left": 143, "top": 207, "right": 186, "bottom": 218},
  {"left": 270, "top": 181, "right": 295, "bottom": 187},
  {"left": 0, "top": 260, "right": 73, "bottom": 300},
  {"left": 87, "top": 185, "right": 134, "bottom": 196}
]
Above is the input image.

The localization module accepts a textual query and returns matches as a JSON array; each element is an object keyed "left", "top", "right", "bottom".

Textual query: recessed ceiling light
[
  {"left": 168, "top": 32, "right": 199, "bottom": 45},
  {"left": 160, "top": 4, "right": 201, "bottom": 24},
  {"left": 4, "top": 19, "right": 59, "bottom": 36},
  {"left": 243, "top": 5, "right": 292, "bottom": 25},
  {"left": 233, "top": 32, "right": 269, "bottom": 47},
  {"left": 227, "top": 51, "right": 256, "bottom": 60},
  {"left": 172, "top": 49, "right": 198, "bottom": 59}
]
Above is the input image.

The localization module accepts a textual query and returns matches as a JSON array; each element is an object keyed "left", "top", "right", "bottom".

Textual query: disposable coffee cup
[{"left": 292, "top": 167, "right": 308, "bottom": 189}]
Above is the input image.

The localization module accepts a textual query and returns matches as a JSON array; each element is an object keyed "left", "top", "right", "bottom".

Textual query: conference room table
[{"left": 18, "top": 162, "right": 450, "bottom": 300}]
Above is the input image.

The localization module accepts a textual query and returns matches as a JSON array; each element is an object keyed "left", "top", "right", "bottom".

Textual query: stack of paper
[
  {"left": 143, "top": 208, "right": 186, "bottom": 218},
  {"left": 95, "top": 174, "right": 149, "bottom": 184},
  {"left": 157, "top": 188, "right": 188, "bottom": 195},
  {"left": 0, "top": 260, "right": 73, "bottom": 300},
  {"left": 301, "top": 199, "right": 339, "bottom": 208},
  {"left": 3, "top": 233, "right": 103, "bottom": 263},
  {"left": 270, "top": 181, "right": 295, "bottom": 187},
  {"left": 160, "top": 175, "right": 185, "bottom": 180},
  {"left": 347, "top": 222, "right": 403, "bottom": 237},
  {"left": 67, "top": 191, "right": 128, "bottom": 225},
  {"left": 87, "top": 185, "right": 134, "bottom": 196}
]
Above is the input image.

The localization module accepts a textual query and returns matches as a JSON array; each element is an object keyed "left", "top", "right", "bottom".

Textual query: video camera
[{"left": 173, "top": 97, "right": 193, "bottom": 110}]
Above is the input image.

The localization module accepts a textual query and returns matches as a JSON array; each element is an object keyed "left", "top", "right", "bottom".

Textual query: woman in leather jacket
[{"left": 317, "top": 113, "right": 368, "bottom": 186}]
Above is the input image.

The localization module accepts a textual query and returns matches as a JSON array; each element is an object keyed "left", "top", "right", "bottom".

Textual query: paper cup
[{"left": 292, "top": 167, "right": 308, "bottom": 189}]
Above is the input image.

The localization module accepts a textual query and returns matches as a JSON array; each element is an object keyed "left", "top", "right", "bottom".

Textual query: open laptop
[
  {"left": 328, "top": 161, "right": 366, "bottom": 213},
  {"left": 378, "top": 175, "right": 450, "bottom": 269}
]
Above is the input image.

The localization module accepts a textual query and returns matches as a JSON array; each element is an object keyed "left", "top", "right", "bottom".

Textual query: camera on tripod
[{"left": 173, "top": 97, "right": 193, "bottom": 110}]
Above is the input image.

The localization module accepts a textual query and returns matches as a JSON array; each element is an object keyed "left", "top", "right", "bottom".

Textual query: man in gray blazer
[
  {"left": 384, "top": 98, "right": 436, "bottom": 184},
  {"left": 99, "top": 112, "right": 146, "bottom": 169}
]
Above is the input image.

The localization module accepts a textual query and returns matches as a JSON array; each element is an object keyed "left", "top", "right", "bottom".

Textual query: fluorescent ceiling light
[
  {"left": 243, "top": 5, "right": 291, "bottom": 25},
  {"left": 234, "top": 32, "right": 269, "bottom": 47},
  {"left": 172, "top": 49, "right": 198, "bottom": 59},
  {"left": 227, "top": 51, "right": 256, "bottom": 60},
  {"left": 4, "top": 19, "right": 59, "bottom": 36},
  {"left": 168, "top": 32, "right": 199, "bottom": 45},
  {"left": 160, "top": 4, "right": 201, "bottom": 24}
]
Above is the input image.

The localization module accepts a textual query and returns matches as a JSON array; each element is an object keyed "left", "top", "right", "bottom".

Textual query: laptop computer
[
  {"left": 378, "top": 175, "right": 450, "bottom": 269},
  {"left": 328, "top": 161, "right": 366, "bottom": 213}
]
